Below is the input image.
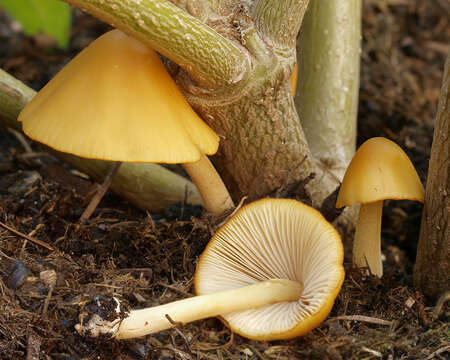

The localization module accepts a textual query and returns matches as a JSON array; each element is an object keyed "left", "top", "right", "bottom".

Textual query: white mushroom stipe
[{"left": 75, "top": 280, "right": 302, "bottom": 339}]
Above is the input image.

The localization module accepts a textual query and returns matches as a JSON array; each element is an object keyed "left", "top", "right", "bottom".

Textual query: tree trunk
[{"left": 414, "top": 53, "right": 450, "bottom": 299}]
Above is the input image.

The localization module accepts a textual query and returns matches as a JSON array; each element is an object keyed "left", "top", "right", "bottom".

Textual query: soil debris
[{"left": 0, "top": 1, "right": 449, "bottom": 359}]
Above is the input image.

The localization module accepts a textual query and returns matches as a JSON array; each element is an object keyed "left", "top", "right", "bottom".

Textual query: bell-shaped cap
[
  {"left": 336, "top": 137, "right": 424, "bottom": 207},
  {"left": 19, "top": 30, "right": 219, "bottom": 163},
  {"left": 194, "top": 198, "right": 344, "bottom": 341}
]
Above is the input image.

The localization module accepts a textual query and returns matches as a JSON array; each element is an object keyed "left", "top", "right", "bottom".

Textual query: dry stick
[
  {"left": 433, "top": 290, "right": 450, "bottom": 320},
  {"left": 79, "top": 161, "right": 122, "bottom": 223},
  {"left": 326, "top": 315, "right": 392, "bottom": 326},
  {"left": 194, "top": 331, "right": 234, "bottom": 352},
  {"left": 425, "top": 345, "right": 450, "bottom": 360},
  {"left": 26, "top": 330, "right": 41, "bottom": 360},
  {"left": 0, "top": 221, "right": 54, "bottom": 251},
  {"left": 42, "top": 286, "right": 54, "bottom": 318},
  {"left": 8, "top": 127, "right": 33, "bottom": 153},
  {"left": 166, "top": 314, "right": 194, "bottom": 356}
]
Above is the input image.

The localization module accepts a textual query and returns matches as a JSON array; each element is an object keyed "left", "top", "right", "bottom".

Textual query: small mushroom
[
  {"left": 336, "top": 137, "right": 424, "bottom": 277},
  {"left": 76, "top": 198, "right": 344, "bottom": 341},
  {"left": 19, "top": 30, "right": 234, "bottom": 216}
]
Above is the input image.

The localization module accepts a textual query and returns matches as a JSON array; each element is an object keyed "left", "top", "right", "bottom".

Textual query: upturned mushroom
[
  {"left": 18, "top": 30, "right": 234, "bottom": 218},
  {"left": 75, "top": 198, "right": 344, "bottom": 341},
  {"left": 336, "top": 137, "right": 424, "bottom": 277}
]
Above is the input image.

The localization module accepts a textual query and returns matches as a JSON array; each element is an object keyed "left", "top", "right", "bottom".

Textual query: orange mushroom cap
[
  {"left": 336, "top": 137, "right": 424, "bottom": 208},
  {"left": 18, "top": 30, "right": 219, "bottom": 164}
]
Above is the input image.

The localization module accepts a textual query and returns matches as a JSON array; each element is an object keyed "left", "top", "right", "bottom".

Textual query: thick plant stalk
[
  {"left": 62, "top": 1, "right": 341, "bottom": 207},
  {"left": 181, "top": 1, "right": 339, "bottom": 204},
  {"left": 0, "top": 69, "right": 203, "bottom": 212},
  {"left": 296, "top": 0, "right": 361, "bottom": 181},
  {"left": 63, "top": 0, "right": 249, "bottom": 89},
  {"left": 253, "top": 0, "right": 309, "bottom": 49},
  {"left": 187, "top": 81, "right": 337, "bottom": 205},
  {"left": 414, "top": 53, "right": 450, "bottom": 299},
  {"left": 167, "top": 0, "right": 237, "bottom": 21}
]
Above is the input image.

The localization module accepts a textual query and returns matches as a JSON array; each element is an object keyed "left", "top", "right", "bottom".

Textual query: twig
[
  {"left": 425, "top": 345, "right": 450, "bottom": 360},
  {"left": 42, "top": 286, "right": 54, "bottom": 318},
  {"left": 157, "top": 282, "right": 194, "bottom": 298},
  {"left": 79, "top": 161, "right": 122, "bottom": 224},
  {"left": 166, "top": 314, "right": 194, "bottom": 356},
  {"left": 26, "top": 330, "right": 41, "bottom": 360},
  {"left": 194, "top": 331, "right": 234, "bottom": 351},
  {"left": 361, "top": 346, "right": 382, "bottom": 358},
  {"left": 8, "top": 127, "right": 33, "bottom": 153},
  {"left": 0, "top": 221, "right": 54, "bottom": 251},
  {"left": 115, "top": 267, "right": 154, "bottom": 274},
  {"left": 433, "top": 291, "right": 450, "bottom": 320},
  {"left": 217, "top": 196, "right": 247, "bottom": 228},
  {"left": 0, "top": 249, "right": 16, "bottom": 261},
  {"left": 327, "top": 315, "right": 393, "bottom": 326}
]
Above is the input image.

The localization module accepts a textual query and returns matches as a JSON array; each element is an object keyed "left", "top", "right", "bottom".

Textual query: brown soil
[{"left": 0, "top": 1, "right": 449, "bottom": 359}]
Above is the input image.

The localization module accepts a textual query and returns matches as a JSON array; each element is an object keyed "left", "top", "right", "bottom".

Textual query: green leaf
[{"left": 0, "top": 0, "right": 71, "bottom": 48}]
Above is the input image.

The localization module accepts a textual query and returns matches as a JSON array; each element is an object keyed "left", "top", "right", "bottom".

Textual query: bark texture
[
  {"left": 414, "top": 53, "right": 450, "bottom": 299},
  {"left": 179, "top": 0, "right": 338, "bottom": 205},
  {"left": 253, "top": 0, "right": 309, "bottom": 49}
]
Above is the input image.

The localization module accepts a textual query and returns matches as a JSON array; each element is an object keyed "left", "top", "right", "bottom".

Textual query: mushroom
[
  {"left": 76, "top": 198, "right": 344, "bottom": 341},
  {"left": 18, "top": 30, "right": 234, "bottom": 217},
  {"left": 336, "top": 137, "right": 424, "bottom": 277}
]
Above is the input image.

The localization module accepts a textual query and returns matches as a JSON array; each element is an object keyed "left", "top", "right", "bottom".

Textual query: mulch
[{"left": 0, "top": 1, "right": 449, "bottom": 359}]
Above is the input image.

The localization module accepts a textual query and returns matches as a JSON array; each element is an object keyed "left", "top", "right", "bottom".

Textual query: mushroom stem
[
  {"left": 353, "top": 200, "right": 383, "bottom": 277},
  {"left": 183, "top": 154, "right": 234, "bottom": 215},
  {"left": 116, "top": 279, "right": 303, "bottom": 339}
]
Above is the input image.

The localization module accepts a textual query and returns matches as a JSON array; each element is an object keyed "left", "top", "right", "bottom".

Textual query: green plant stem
[
  {"left": 0, "top": 69, "right": 35, "bottom": 123},
  {"left": 295, "top": 0, "right": 361, "bottom": 181},
  {"left": 252, "top": 0, "right": 309, "bottom": 49},
  {"left": 0, "top": 69, "right": 202, "bottom": 212},
  {"left": 167, "top": 0, "right": 234, "bottom": 20},
  {"left": 63, "top": 0, "right": 249, "bottom": 88}
]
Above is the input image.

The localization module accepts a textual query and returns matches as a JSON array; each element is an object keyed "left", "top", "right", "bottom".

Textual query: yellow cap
[
  {"left": 19, "top": 30, "right": 219, "bottom": 164},
  {"left": 336, "top": 137, "right": 424, "bottom": 207}
]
